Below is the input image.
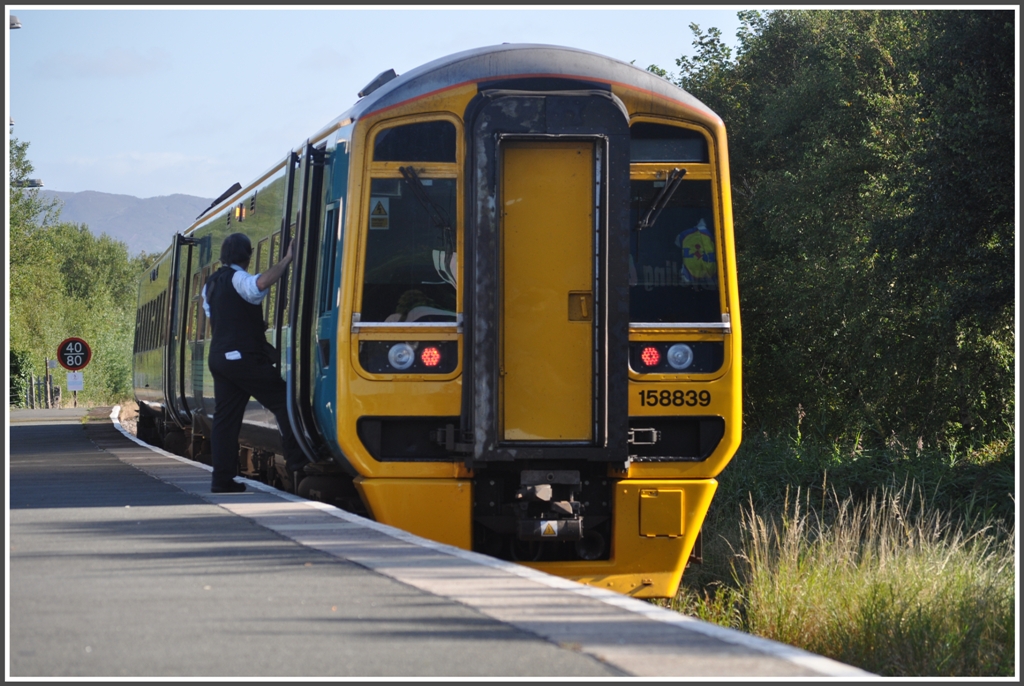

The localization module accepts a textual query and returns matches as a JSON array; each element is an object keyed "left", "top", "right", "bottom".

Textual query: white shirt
[{"left": 202, "top": 264, "right": 268, "bottom": 319}]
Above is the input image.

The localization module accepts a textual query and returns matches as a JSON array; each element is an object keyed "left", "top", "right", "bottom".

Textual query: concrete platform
[{"left": 6, "top": 406, "right": 872, "bottom": 678}]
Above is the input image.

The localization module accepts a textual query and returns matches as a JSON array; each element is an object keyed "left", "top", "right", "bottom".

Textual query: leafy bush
[{"left": 9, "top": 349, "right": 32, "bottom": 407}]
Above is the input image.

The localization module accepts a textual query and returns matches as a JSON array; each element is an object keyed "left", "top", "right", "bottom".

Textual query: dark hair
[{"left": 219, "top": 233, "right": 252, "bottom": 266}]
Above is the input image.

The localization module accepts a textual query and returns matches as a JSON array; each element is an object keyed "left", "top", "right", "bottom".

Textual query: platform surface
[{"left": 7, "top": 407, "right": 871, "bottom": 678}]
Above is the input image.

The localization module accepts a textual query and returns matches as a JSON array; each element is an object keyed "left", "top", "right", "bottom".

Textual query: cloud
[{"left": 31, "top": 47, "right": 172, "bottom": 80}]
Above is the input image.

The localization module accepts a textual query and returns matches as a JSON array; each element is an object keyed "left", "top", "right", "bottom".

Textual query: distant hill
[{"left": 38, "top": 190, "right": 214, "bottom": 257}]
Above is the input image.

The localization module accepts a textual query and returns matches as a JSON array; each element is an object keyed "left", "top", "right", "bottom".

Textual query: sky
[{"left": 6, "top": 6, "right": 747, "bottom": 200}]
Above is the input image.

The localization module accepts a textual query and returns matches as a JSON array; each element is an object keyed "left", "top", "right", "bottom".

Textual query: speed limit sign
[{"left": 57, "top": 337, "right": 92, "bottom": 371}]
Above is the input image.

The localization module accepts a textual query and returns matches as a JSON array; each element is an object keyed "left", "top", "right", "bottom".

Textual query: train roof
[
  {"left": 327, "top": 43, "right": 719, "bottom": 130},
  {"left": 185, "top": 44, "right": 719, "bottom": 233}
]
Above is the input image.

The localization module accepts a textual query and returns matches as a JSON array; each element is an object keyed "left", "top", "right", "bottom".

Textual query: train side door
[{"left": 164, "top": 233, "right": 196, "bottom": 428}]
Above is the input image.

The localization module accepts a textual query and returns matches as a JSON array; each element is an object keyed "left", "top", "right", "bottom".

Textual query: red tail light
[
  {"left": 640, "top": 346, "right": 661, "bottom": 367},
  {"left": 420, "top": 346, "right": 441, "bottom": 367}
]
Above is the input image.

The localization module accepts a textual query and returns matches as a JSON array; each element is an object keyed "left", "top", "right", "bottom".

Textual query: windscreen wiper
[
  {"left": 399, "top": 166, "right": 455, "bottom": 252},
  {"left": 636, "top": 168, "right": 686, "bottom": 230},
  {"left": 399, "top": 165, "right": 457, "bottom": 287}
]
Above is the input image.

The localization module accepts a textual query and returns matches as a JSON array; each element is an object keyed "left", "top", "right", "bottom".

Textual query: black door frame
[{"left": 462, "top": 89, "right": 631, "bottom": 464}]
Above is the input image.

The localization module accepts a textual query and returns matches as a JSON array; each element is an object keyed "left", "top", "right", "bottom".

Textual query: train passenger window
[
  {"left": 133, "top": 310, "right": 142, "bottom": 353},
  {"left": 147, "top": 301, "right": 156, "bottom": 350},
  {"left": 373, "top": 121, "right": 456, "bottom": 163},
  {"left": 256, "top": 237, "right": 269, "bottom": 274},
  {"left": 267, "top": 232, "right": 281, "bottom": 327},
  {"left": 189, "top": 274, "right": 200, "bottom": 339},
  {"left": 198, "top": 267, "right": 210, "bottom": 339},
  {"left": 361, "top": 176, "right": 458, "bottom": 322},
  {"left": 187, "top": 300, "right": 198, "bottom": 340},
  {"left": 318, "top": 204, "right": 339, "bottom": 316},
  {"left": 629, "top": 179, "right": 720, "bottom": 323},
  {"left": 630, "top": 122, "right": 709, "bottom": 163},
  {"left": 144, "top": 303, "right": 151, "bottom": 352},
  {"left": 157, "top": 292, "right": 165, "bottom": 345},
  {"left": 138, "top": 304, "right": 145, "bottom": 351},
  {"left": 279, "top": 229, "right": 294, "bottom": 327},
  {"left": 141, "top": 302, "right": 149, "bottom": 351},
  {"left": 255, "top": 237, "right": 270, "bottom": 328}
]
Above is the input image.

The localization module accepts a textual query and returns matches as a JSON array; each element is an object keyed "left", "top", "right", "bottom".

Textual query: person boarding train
[{"left": 202, "top": 232, "right": 306, "bottom": 493}]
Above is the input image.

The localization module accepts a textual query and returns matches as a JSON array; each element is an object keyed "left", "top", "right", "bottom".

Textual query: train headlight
[
  {"left": 388, "top": 343, "right": 415, "bottom": 370},
  {"left": 666, "top": 344, "right": 694, "bottom": 370},
  {"left": 640, "top": 346, "right": 661, "bottom": 367},
  {"left": 420, "top": 346, "right": 441, "bottom": 367}
]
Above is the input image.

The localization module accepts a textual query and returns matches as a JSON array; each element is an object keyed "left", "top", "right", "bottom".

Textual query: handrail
[{"left": 274, "top": 151, "right": 299, "bottom": 356}]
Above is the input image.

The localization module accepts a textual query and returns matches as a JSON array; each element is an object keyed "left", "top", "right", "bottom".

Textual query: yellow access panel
[{"left": 501, "top": 141, "right": 594, "bottom": 442}]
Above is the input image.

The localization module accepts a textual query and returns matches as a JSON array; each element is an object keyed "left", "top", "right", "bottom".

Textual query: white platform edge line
[{"left": 107, "top": 407, "right": 874, "bottom": 678}]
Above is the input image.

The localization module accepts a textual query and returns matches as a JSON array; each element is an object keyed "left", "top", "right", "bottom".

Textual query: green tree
[
  {"left": 656, "top": 10, "right": 1014, "bottom": 447},
  {"left": 9, "top": 136, "right": 65, "bottom": 405},
  {"left": 9, "top": 136, "right": 154, "bottom": 406},
  {"left": 869, "top": 10, "right": 1015, "bottom": 440}
]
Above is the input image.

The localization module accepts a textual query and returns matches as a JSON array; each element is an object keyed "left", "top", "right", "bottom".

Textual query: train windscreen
[
  {"left": 361, "top": 176, "right": 458, "bottom": 323},
  {"left": 628, "top": 178, "right": 720, "bottom": 323}
]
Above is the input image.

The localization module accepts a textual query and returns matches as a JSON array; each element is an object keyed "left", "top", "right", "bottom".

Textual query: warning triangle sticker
[
  {"left": 371, "top": 201, "right": 388, "bottom": 216},
  {"left": 542, "top": 522, "right": 557, "bottom": 536}
]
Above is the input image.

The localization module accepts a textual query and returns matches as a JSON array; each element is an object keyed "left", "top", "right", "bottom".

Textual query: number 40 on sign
[{"left": 57, "top": 337, "right": 92, "bottom": 371}]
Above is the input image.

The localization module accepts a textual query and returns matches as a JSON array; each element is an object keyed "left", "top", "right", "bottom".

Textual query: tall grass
[{"left": 661, "top": 483, "right": 1016, "bottom": 676}]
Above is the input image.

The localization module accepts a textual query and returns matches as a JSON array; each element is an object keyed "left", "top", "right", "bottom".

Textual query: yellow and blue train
[{"left": 133, "top": 44, "right": 741, "bottom": 598}]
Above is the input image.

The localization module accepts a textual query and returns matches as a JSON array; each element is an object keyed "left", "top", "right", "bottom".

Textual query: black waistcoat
[{"left": 207, "top": 266, "right": 267, "bottom": 358}]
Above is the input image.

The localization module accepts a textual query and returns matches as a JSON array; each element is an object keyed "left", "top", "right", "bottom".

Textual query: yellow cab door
[
  {"left": 465, "top": 90, "right": 631, "bottom": 462},
  {"left": 501, "top": 140, "right": 595, "bottom": 442}
]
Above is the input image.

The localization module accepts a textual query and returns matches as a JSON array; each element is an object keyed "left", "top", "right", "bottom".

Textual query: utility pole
[{"left": 9, "top": 15, "right": 20, "bottom": 127}]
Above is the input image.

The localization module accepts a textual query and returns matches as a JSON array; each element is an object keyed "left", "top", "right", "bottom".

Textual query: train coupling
[{"left": 514, "top": 470, "right": 583, "bottom": 541}]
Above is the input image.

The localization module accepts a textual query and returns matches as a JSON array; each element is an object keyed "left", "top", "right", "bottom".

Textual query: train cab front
[{"left": 339, "top": 60, "right": 740, "bottom": 600}]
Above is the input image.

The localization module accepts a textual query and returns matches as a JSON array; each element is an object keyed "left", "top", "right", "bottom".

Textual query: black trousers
[{"left": 208, "top": 351, "right": 304, "bottom": 486}]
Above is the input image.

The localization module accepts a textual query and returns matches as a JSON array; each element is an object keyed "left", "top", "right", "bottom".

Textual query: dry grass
[{"left": 660, "top": 484, "right": 1016, "bottom": 676}]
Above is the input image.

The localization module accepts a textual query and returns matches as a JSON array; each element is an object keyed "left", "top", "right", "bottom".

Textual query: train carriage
[{"left": 133, "top": 44, "right": 741, "bottom": 598}]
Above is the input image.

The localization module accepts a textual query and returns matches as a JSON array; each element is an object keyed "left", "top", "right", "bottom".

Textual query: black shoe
[{"left": 211, "top": 480, "right": 246, "bottom": 494}]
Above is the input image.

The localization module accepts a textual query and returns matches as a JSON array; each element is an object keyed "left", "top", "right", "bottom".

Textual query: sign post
[
  {"left": 57, "top": 338, "right": 92, "bottom": 408},
  {"left": 66, "top": 372, "right": 84, "bottom": 407}
]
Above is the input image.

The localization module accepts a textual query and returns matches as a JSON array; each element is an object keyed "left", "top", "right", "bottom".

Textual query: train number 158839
[{"left": 638, "top": 389, "right": 711, "bottom": 407}]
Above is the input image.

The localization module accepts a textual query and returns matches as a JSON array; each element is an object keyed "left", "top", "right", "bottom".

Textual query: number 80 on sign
[{"left": 57, "top": 337, "right": 92, "bottom": 371}]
